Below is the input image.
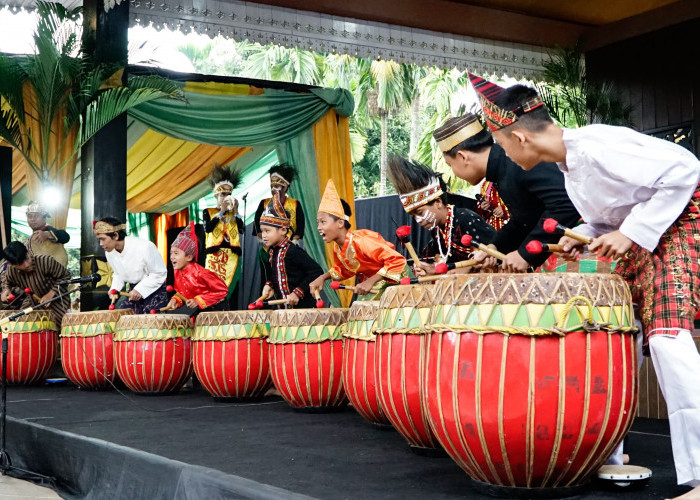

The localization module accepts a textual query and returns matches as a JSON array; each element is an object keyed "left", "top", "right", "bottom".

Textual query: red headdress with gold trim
[
  {"left": 172, "top": 221, "right": 198, "bottom": 260},
  {"left": 468, "top": 73, "right": 544, "bottom": 131}
]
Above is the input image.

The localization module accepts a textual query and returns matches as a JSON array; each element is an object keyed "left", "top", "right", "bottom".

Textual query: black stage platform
[{"left": 4, "top": 382, "right": 692, "bottom": 499}]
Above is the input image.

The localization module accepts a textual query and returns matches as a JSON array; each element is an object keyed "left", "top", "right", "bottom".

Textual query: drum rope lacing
[{"left": 374, "top": 296, "right": 640, "bottom": 337}]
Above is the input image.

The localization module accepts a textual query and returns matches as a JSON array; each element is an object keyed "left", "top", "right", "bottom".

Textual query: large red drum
[
  {"left": 268, "top": 309, "right": 348, "bottom": 410},
  {"left": 60, "top": 309, "right": 133, "bottom": 389},
  {"left": 0, "top": 311, "right": 58, "bottom": 384},
  {"left": 374, "top": 284, "right": 441, "bottom": 453},
  {"left": 114, "top": 314, "right": 192, "bottom": 394},
  {"left": 423, "top": 273, "right": 638, "bottom": 492},
  {"left": 342, "top": 301, "right": 388, "bottom": 425},
  {"left": 193, "top": 310, "right": 272, "bottom": 399}
]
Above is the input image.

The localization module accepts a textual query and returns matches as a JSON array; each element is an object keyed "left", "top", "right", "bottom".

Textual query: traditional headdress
[
  {"left": 93, "top": 219, "right": 126, "bottom": 234},
  {"left": 387, "top": 156, "right": 444, "bottom": 213},
  {"left": 432, "top": 114, "right": 487, "bottom": 153},
  {"left": 208, "top": 164, "right": 242, "bottom": 195},
  {"left": 172, "top": 221, "right": 198, "bottom": 260},
  {"left": 269, "top": 163, "right": 298, "bottom": 189},
  {"left": 26, "top": 200, "right": 50, "bottom": 217},
  {"left": 318, "top": 179, "right": 349, "bottom": 221},
  {"left": 259, "top": 192, "right": 290, "bottom": 229},
  {"left": 468, "top": 73, "right": 544, "bottom": 131}
]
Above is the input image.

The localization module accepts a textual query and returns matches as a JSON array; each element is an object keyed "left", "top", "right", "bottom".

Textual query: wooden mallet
[
  {"left": 542, "top": 218, "right": 593, "bottom": 245},
  {"left": 330, "top": 281, "right": 355, "bottom": 292},
  {"left": 434, "top": 259, "right": 479, "bottom": 274},
  {"left": 395, "top": 225, "right": 422, "bottom": 266},
  {"left": 313, "top": 290, "right": 325, "bottom": 308},
  {"left": 460, "top": 234, "right": 508, "bottom": 261},
  {"left": 108, "top": 288, "right": 130, "bottom": 310},
  {"left": 248, "top": 292, "right": 271, "bottom": 310},
  {"left": 525, "top": 240, "right": 565, "bottom": 255},
  {"left": 400, "top": 275, "right": 446, "bottom": 285}
]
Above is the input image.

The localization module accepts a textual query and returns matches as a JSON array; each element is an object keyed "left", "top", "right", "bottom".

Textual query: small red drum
[
  {"left": 60, "top": 309, "right": 133, "bottom": 389},
  {"left": 424, "top": 273, "right": 638, "bottom": 492},
  {"left": 193, "top": 310, "right": 272, "bottom": 399},
  {"left": 114, "top": 314, "right": 192, "bottom": 394},
  {"left": 268, "top": 309, "right": 348, "bottom": 410},
  {"left": 0, "top": 311, "right": 58, "bottom": 384},
  {"left": 342, "top": 301, "right": 388, "bottom": 425},
  {"left": 374, "top": 284, "right": 441, "bottom": 453}
]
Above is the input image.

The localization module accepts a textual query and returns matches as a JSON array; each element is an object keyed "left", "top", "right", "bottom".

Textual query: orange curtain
[
  {"left": 153, "top": 208, "right": 189, "bottom": 263},
  {"left": 22, "top": 83, "right": 77, "bottom": 229}
]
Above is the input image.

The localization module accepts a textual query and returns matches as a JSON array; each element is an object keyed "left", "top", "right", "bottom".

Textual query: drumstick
[
  {"left": 149, "top": 305, "right": 175, "bottom": 314},
  {"left": 109, "top": 289, "right": 130, "bottom": 298},
  {"left": 166, "top": 285, "right": 187, "bottom": 303},
  {"left": 525, "top": 240, "right": 565, "bottom": 255},
  {"left": 542, "top": 218, "right": 593, "bottom": 245},
  {"left": 434, "top": 259, "right": 479, "bottom": 274},
  {"left": 396, "top": 226, "right": 422, "bottom": 266},
  {"left": 330, "top": 281, "right": 355, "bottom": 292},
  {"left": 400, "top": 275, "right": 446, "bottom": 285},
  {"left": 6, "top": 287, "right": 31, "bottom": 304},
  {"left": 460, "top": 234, "right": 508, "bottom": 261},
  {"left": 248, "top": 291, "right": 274, "bottom": 310}
]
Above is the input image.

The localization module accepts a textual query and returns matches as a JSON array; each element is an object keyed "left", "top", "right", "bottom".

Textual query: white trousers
[{"left": 649, "top": 329, "right": 700, "bottom": 487}]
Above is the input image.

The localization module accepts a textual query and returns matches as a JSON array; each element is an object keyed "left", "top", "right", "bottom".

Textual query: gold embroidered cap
[
  {"left": 432, "top": 114, "right": 486, "bottom": 152},
  {"left": 319, "top": 179, "right": 349, "bottom": 221},
  {"left": 93, "top": 220, "right": 126, "bottom": 234},
  {"left": 26, "top": 200, "right": 50, "bottom": 217}
]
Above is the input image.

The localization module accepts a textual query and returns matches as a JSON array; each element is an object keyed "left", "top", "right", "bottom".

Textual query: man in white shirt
[
  {"left": 94, "top": 217, "right": 168, "bottom": 314},
  {"left": 471, "top": 74, "right": 700, "bottom": 497}
]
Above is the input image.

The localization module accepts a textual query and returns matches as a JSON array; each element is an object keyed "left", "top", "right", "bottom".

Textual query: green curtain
[
  {"left": 277, "top": 130, "right": 341, "bottom": 308},
  {"left": 128, "top": 87, "right": 353, "bottom": 147}
]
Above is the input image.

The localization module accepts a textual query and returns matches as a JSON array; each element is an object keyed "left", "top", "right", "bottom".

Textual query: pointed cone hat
[
  {"left": 260, "top": 192, "right": 291, "bottom": 229},
  {"left": 319, "top": 179, "right": 348, "bottom": 220}
]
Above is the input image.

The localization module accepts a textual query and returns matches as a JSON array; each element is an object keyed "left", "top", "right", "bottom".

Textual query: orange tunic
[{"left": 329, "top": 230, "right": 406, "bottom": 283}]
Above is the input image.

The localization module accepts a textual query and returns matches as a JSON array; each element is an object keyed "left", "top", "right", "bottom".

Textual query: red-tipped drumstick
[
  {"left": 313, "top": 290, "right": 325, "bottom": 308},
  {"left": 330, "top": 281, "right": 356, "bottom": 292},
  {"left": 109, "top": 288, "right": 130, "bottom": 298},
  {"left": 434, "top": 258, "right": 479, "bottom": 274},
  {"left": 525, "top": 240, "right": 565, "bottom": 255},
  {"left": 400, "top": 275, "right": 446, "bottom": 285},
  {"left": 542, "top": 219, "right": 593, "bottom": 244},
  {"left": 395, "top": 226, "right": 422, "bottom": 266},
  {"left": 460, "top": 234, "right": 508, "bottom": 261}
]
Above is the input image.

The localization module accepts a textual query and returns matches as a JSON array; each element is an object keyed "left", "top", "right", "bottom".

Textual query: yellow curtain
[
  {"left": 312, "top": 109, "right": 355, "bottom": 307},
  {"left": 22, "top": 84, "right": 77, "bottom": 229}
]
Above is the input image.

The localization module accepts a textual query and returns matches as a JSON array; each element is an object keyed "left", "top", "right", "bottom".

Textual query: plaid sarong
[{"left": 615, "top": 185, "right": 700, "bottom": 345}]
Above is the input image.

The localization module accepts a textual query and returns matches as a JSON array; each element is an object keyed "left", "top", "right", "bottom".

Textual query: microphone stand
[
  {"left": 240, "top": 192, "right": 248, "bottom": 309},
  {"left": 0, "top": 284, "right": 84, "bottom": 484}
]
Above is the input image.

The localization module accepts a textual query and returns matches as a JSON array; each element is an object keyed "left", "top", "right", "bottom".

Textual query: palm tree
[
  {"left": 241, "top": 44, "right": 323, "bottom": 85},
  {"left": 0, "top": 1, "right": 183, "bottom": 222},
  {"left": 537, "top": 46, "right": 632, "bottom": 127}
]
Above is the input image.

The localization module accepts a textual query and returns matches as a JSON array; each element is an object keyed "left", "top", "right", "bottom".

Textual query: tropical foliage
[{"left": 0, "top": 1, "right": 183, "bottom": 189}]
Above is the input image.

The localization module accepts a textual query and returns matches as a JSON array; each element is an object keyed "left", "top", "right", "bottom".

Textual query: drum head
[{"left": 597, "top": 465, "right": 652, "bottom": 488}]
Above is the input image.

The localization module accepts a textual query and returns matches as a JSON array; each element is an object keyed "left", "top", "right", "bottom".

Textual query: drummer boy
[
  {"left": 471, "top": 76, "right": 700, "bottom": 496},
  {"left": 167, "top": 223, "right": 228, "bottom": 315},
  {"left": 258, "top": 193, "right": 324, "bottom": 309},
  {"left": 309, "top": 180, "right": 408, "bottom": 300}
]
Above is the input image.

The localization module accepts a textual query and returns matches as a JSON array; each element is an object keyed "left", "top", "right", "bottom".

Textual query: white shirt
[
  {"left": 105, "top": 236, "right": 167, "bottom": 298},
  {"left": 558, "top": 125, "right": 700, "bottom": 251}
]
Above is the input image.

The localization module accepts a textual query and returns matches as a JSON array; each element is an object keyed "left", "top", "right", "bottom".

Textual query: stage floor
[{"left": 5, "top": 382, "right": 691, "bottom": 499}]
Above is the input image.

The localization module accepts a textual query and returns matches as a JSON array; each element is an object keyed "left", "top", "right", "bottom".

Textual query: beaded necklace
[{"left": 435, "top": 205, "right": 454, "bottom": 262}]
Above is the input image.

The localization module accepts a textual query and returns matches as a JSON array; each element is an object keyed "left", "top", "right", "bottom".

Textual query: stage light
[{"left": 42, "top": 184, "right": 62, "bottom": 210}]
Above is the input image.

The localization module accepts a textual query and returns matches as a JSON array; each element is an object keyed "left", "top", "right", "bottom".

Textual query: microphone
[
  {"left": 241, "top": 192, "right": 248, "bottom": 201},
  {"left": 58, "top": 273, "right": 101, "bottom": 286}
]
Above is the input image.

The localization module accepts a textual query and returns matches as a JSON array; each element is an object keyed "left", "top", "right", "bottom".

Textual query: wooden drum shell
[
  {"left": 193, "top": 310, "right": 272, "bottom": 399},
  {"left": 423, "top": 273, "right": 638, "bottom": 489},
  {"left": 268, "top": 309, "right": 348, "bottom": 410},
  {"left": 0, "top": 311, "right": 58, "bottom": 385}
]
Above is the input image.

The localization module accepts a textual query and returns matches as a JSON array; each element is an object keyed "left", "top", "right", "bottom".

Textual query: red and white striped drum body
[
  {"left": 268, "top": 309, "right": 348, "bottom": 410},
  {"left": 193, "top": 310, "right": 272, "bottom": 399},
  {"left": 114, "top": 314, "right": 192, "bottom": 394},
  {"left": 0, "top": 311, "right": 58, "bottom": 384},
  {"left": 423, "top": 273, "right": 638, "bottom": 491},
  {"left": 60, "top": 309, "right": 133, "bottom": 389},
  {"left": 374, "top": 285, "right": 441, "bottom": 452},
  {"left": 342, "top": 301, "right": 388, "bottom": 425}
]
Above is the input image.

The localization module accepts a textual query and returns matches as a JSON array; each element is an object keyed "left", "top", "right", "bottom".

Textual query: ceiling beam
[
  {"left": 580, "top": 0, "right": 700, "bottom": 52},
  {"left": 247, "top": 0, "right": 590, "bottom": 48}
]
